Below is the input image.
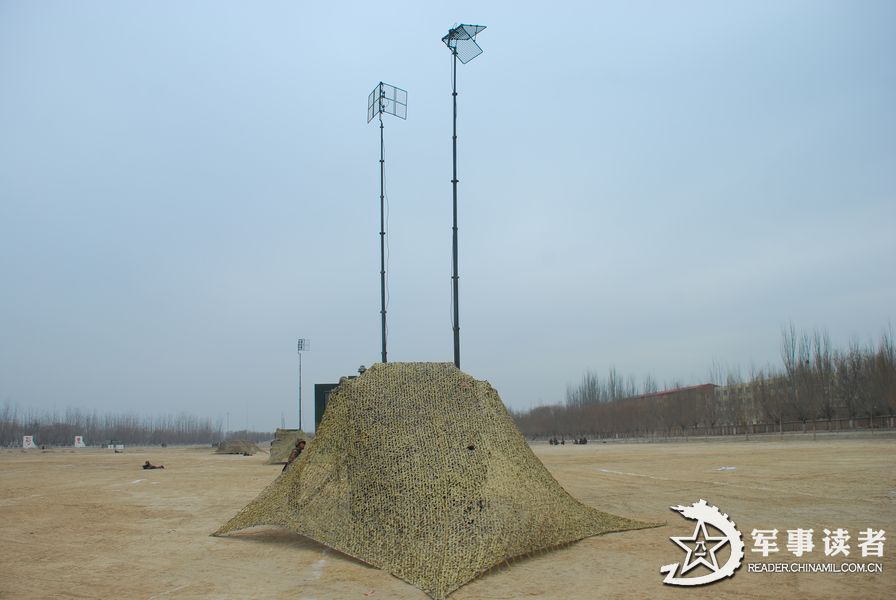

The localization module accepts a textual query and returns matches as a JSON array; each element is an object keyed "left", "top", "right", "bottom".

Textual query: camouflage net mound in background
[
  {"left": 216, "top": 362, "right": 653, "bottom": 599},
  {"left": 268, "top": 429, "right": 312, "bottom": 464},
  {"left": 215, "top": 440, "right": 261, "bottom": 455}
]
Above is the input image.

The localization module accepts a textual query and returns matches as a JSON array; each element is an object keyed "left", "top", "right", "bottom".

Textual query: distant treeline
[
  {"left": 0, "top": 405, "right": 273, "bottom": 447},
  {"left": 512, "top": 325, "right": 896, "bottom": 438}
]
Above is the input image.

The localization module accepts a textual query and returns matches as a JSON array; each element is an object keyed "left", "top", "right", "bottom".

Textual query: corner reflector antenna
[{"left": 442, "top": 24, "right": 486, "bottom": 64}]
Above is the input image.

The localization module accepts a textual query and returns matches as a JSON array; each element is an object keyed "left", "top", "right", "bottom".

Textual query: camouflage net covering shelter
[
  {"left": 216, "top": 362, "right": 652, "bottom": 598},
  {"left": 267, "top": 429, "right": 312, "bottom": 464},
  {"left": 215, "top": 440, "right": 261, "bottom": 455}
]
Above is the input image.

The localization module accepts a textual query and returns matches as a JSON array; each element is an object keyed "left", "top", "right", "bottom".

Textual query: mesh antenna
[
  {"left": 442, "top": 24, "right": 486, "bottom": 369},
  {"left": 368, "top": 82, "right": 407, "bottom": 364},
  {"left": 442, "top": 24, "right": 486, "bottom": 63},
  {"left": 368, "top": 82, "right": 407, "bottom": 123}
]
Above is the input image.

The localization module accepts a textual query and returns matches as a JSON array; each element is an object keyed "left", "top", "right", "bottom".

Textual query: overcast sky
[{"left": 1, "top": 1, "right": 893, "bottom": 431}]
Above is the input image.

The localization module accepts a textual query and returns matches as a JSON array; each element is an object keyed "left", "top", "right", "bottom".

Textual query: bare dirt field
[{"left": 1, "top": 435, "right": 893, "bottom": 599}]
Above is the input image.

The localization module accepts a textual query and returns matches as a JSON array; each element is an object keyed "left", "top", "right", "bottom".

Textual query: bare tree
[
  {"left": 813, "top": 329, "right": 837, "bottom": 426},
  {"left": 780, "top": 323, "right": 802, "bottom": 427},
  {"left": 725, "top": 367, "right": 751, "bottom": 438},
  {"left": 839, "top": 339, "right": 867, "bottom": 428},
  {"left": 642, "top": 373, "right": 659, "bottom": 395},
  {"left": 865, "top": 328, "right": 896, "bottom": 432},
  {"left": 752, "top": 366, "right": 785, "bottom": 435}
]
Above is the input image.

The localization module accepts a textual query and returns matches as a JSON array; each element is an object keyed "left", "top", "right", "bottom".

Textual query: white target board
[
  {"left": 23, "top": 435, "right": 37, "bottom": 449},
  {"left": 74, "top": 436, "right": 86, "bottom": 448}
]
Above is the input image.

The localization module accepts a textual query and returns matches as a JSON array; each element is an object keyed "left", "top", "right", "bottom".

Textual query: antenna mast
[
  {"left": 442, "top": 24, "right": 486, "bottom": 369},
  {"left": 367, "top": 82, "right": 407, "bottom": 364}
]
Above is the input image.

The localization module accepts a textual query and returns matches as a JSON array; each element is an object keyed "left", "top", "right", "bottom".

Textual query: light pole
[
  {"left": 297, "top": 338, "right": 309, "bottom": 430},
  {"left": 442, "top": 24, "right": 486, "bottom": 369}
]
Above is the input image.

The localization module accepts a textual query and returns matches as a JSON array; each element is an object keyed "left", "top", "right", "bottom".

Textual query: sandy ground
[{"left": 1, "top": 435, "right": 893, "bottom": 599}]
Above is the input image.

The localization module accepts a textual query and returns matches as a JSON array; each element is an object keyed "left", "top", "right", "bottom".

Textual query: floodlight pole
[
  {"left": 298, "top": 349, "right": 303, "bottom": 430},
  {"left": 451, "top": 52, "right": 461, "bottom": 369},
  {"left": 379, "top": 112, "right": 387, "bottom": 364},
  {"left": 297, "top": 338, "right": 308, "bottom": 431}
]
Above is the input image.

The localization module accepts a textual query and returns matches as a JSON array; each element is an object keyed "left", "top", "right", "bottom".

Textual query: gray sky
[{"left": 1, "top": 1, "right": 893, "bottom": 431}]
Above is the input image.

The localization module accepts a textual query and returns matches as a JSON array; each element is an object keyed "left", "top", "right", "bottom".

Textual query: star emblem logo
[
  {"left": 661, "top": 499, "right": 745, "bottom": 586},
  {"left": 671, "top": 519, "right": 729, "bottom": 574}
]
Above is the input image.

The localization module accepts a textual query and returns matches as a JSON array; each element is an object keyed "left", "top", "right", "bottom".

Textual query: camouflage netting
[
  {"left": 215, "top": 440, "right": 261, "bottom": 455},
  {"left": 215, "top": 362, "right": 653, "bottom": 599},
  {"left": 267, "top": 429, "right": 312, "bottom": 464}
]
